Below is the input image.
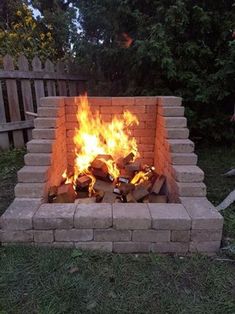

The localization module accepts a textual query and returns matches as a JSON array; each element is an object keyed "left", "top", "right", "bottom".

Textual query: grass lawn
[{"left": 0, "top": 146, "right": 234, "bottom": 313}]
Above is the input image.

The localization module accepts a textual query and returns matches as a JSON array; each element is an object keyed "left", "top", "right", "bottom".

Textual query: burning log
[
  {"left": 53, "top": 183, "right": 76, "bottom": 203},
  {"left": 48, "top": 186, "right": 58, "bottom": 203},
  {"left": 151, "top": 175, "right": 166, "bottom": 194},
  {"left": 132, "top": 184, "right": 149, "bottom": 201},
  {"left": 116, "top": 152, "right": 135, "bottom": 169},
  {"left": 94, "top": 179, "right": 114, "bottom": 193},
  {"left": 94, "top": 190, "right": 105, "bottom": 203},
  {"left": 125, "top": 160, "right": 141, "bottom": 172},
  {"left": 119, "top": 183, "right": 135, "bottom": 195},
  {"left": 125, "top": 192, "right": 137, "bottom": 203},
  {"left": 102, "top": 192, "right": 119, "bottom": 203},
  {"left": 76, "top": 175, "right": 92, "bottom": 189},
  {"left": 90, "top": 155, "right": 114, "bottom": 181},
  {"left": 76, "top": 191, "right": 89, "bottom": 198}
]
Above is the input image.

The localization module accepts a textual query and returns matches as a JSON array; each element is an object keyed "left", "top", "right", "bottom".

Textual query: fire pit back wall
[{"left": 0, "top": 96, "right": 224, "bottom": 254}]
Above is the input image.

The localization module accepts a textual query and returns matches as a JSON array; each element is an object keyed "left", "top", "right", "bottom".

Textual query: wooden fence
[{"left": 0, "top": 54, "right": 87, "bottom": 150}]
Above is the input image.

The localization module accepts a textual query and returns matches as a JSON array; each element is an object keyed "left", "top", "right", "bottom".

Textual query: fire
[{"left": 64, "top": 94, "right": 140, "bottom": 193}]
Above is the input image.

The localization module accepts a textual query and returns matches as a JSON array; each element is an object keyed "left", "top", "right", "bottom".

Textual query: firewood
[
  {"left": 96, "top": 154, "right": 113, "bottom": 161},
  {"left": 149, "top": 194, "right": 167, "bottom": 203},
  {"left": 53, "top": 183, "right": 76, "bottom": 203},
  {"left": 76, "top": 191, "right": 89, "bottom": 198},
  {"left": 94, "top": 190, "right": 105, "bottom": 203},
  {"left": 48, "top": 186, "right": 58, "bottom": 203},
  {"left": 151, "top": 175, "right": 166, "bottom": 194},
  {"left": 102, "top": 191, "right": 118, "bottom": 203},
  {"left": 76, "top": 175, "right": 92, "bottom": 189},
  {"left": 94, "top": 179, "right": 114, "bottom": 193},
  {"left": 132, "top": 185, "right": 149, "bottom": 201},
  {"left": 125, "top": 192, "right": 137, "bottom": 203},
  {"left": 75, "top": 197, "right": 96, "bottom": 204},
  {"left": 118, "top": 176, "right": 130, "bottom": 184},
  {"left": 117, "top": 152, "right": 135, "bottom": 169},
  {"left": 119, "top": 183, "right": 135, "bottom": 195},
  {"left": 125, "top": 160, "right": 141, "bottom": 172}
]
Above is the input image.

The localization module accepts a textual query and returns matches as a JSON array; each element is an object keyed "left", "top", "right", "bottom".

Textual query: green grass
[{"left": 0, "top": 146, "right": 234, "bottom": 313}]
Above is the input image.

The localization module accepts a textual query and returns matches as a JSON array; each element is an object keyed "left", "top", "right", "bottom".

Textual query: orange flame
[{"left": 64, "top": 94, "right": 140, "bottom": 193}]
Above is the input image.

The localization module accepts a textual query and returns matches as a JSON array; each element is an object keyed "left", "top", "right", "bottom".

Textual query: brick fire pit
[{"left": 0, "top": 96, "right": 223, "bottom": 253}]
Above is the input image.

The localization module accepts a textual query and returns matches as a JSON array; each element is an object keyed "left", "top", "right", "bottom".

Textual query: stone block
[
  {"left": 37, "top": 107, "right": 61, "bottom": 118},
  {"left": 0, "top": 198, "right": 42, "bottom": 230},
  {"left": 88, "top": 97, "right": 112, "bottom": 106},
  {"left": 27, "top": 139, "right": 54, "bottom": 153},
  {"left": 34, "top": 230, "right": 54, "bottom": 243},
  {"left": 113, "top": 242, "right": 151, "bottom": 253},
  {"left": 34, "top": 118, "right": 57, "bottom": 129},
  {"left": 166, "top": 128, "right": 189, "bottom": 139},
  {"left": 191, "top": 229, "right": 222, "bottom": 242},
  {"left": 24, "top": 153, "right": 51, "bottom": 166},
  {"left": 55, "top": 229, "right": 93, "bottom": 242},
  {"left": 189, "top": 241, "right": 221, "bottom": 253},
  {"left": 176, "top": 182, "right": 207, "bottom": 197},
  {"left": 172, "top": 166, "right": 204, "bottom": 183},
  {"left": 180, "top": 197, "right": 223, "bottom": 230},
  {"left": 0, "top": 230, "right": 33, "bottom": 242},
  {"left": 164, "top": 117, "right": 187, "bottom": 128},
  {"left": 33, "top": 204, "right": 76, "bottom": 229},
  {"left": 158, "top": 96, "right": 182, "bottom": 107},
  {"left": 135, "top": 97, "right": 157, "bottom": 106},
  {"left": 113, "top": 203, "right": 151, "bottom": 230},
  {"left": 171, "top": 230, "right": 190, "bottom": 242},
  {"left": 132, "top": 230, "right": 170, "bottom": 242},
  {"left": 52, "top": 242, "right": 74, "bottom": 248},
  {"left": 75, "top": 242, "right": 112, "bottom": 252},
  {"left": 171, "top": 153, "right": 198, "bottom": 165},
  {"left": 17, "top": 166, "right": 49, "bottom": 183},
  {"left": 94, "top": 229, "right": 131, "bottom": 242},
  {"left": 148, "top": 204, "right": 191, "bottom": 230},
  {"left": 32, "top": 129, "right": 56, "bottom": 140},
  {"left": 40, "top": 97, "right": 64, "bottom": 107},
  {"left": 151, "top": 242, "right": 189, "bottom": 253},
  {"left": 112, "top": 97, "right": 134, "bottom": 106},
  {"left": 74, "top": 204, "right": 112, "bottom": 229},
  {"left": 15, "top": 183, "right": 46, "bottom": 198},
  {"left": 168, "top": 139, "right": 194, "bottom": 153},
  {"left": 158, "top": 106, "right": 185, "bottom": 116}
]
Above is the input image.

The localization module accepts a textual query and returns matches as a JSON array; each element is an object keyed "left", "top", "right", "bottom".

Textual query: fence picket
[
  {"left": 32, "top": 56, "right": 45, "bottom": 107},
  {"left": 18, "top": 54, "right": 34, "bottom": 140},
  {"left": 0, "top": 81, "right": 10, "bottom": 149},
  {"left": 56, "top": 61, "right": 67, "bottom": 96},
  {"left": 45, "top": 59, "right": 56, "bottom": 96},
  {"left": 3, "top": 55, "right": 25, "bottom": 148}
]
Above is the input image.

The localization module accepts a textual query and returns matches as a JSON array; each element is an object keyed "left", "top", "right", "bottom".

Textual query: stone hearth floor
[{"left": 0, "top": 197, "right": 223, "bottom": 254}]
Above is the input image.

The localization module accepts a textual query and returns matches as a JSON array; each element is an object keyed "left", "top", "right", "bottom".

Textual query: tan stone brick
[
  {"left": 165, "top": 128, "right": 189, "bottom": 139},
  {"left": 135, "top": 97, "right": 157, "bottom": 106},
  {"left": 0, "top": 198, "right": 42, "bottom": 230},
  {"left": 176, "top": 182, "right": 207, "bottom": 197},
  {"left": 0, "top": 230, "right": 33, "bottom": 242},
  {"left": 100, "top": 106, "right": 123, "bottom": 114},
  {"left": 94, "top": 229, "right": 131, "bottom": 241},
  {"left": 162, "top": 117, "right": 187, "bottom": 128},
  {"left": 27, "top": 139, "right": 54, "bottom": 153},
  {"left": 33, "top": 204, "right": 76, "bottom": 229},
  {"left": 171, "top": 230, "right": 190, "bottom": 242},
  {"left": 158, "top": 96, "right": 182, "bottom": 107},
  {"left": 124, "top": 105, "right": 146, "bottom": 113},
  {"left": 172, "top": 166, "right": 204, "bottom": 183},
  {"left": 180, "top": 197, "right": 223, "bottom": 230},
  {"left": 138, "top": 144, "right": 154, "bottom": 152},
  {"left": 52, "top": 242, "right": 74, "bottom": 248},
  {"left": 113, "top": 241, "right": 151, "bottom": 253},
  {"left": 38, "top": 107, "right": 63, "bottom": 118},
  {"left": 75, "top": 241, "right": 112, "bottom": 252},
  {"left": 171, "top": 153, "right": 198, "bottom": 165},
  {"left": 74, "top": 204, "right": 112, "bottom": 229},
  {"left": 32, "top": 129, "right": 56, "bottom": 140},
  {"left": 64, "top": 97, "right": 76, "bottom": 106},
  {"left": 88, "top": 97, "right": 112, "bottom": 106},
  {"left": 148, "top": 204, "right": 191, "bottom": 230},
  {"left": 132, "top": 230, "right": 170, "bottom": 242},
  {"left": 191, "top": 229, "right": 222, "bottom": 242},
  {"left": 189, "top": 241, "right": 221, "bottom": 253},
  {"left": 151, "top": 242, "right": 188, "bottom": 253},
  {"left": 15, "top": 183, "right": 46, "bottom": 198},
  {"left": 140, "top": 137, "right": 155, "bottom": 144},
  {"left": 133, "top": 129, "right": 155, "bottom": 137},
  {"left": 66, "top": 114, "right": 77, "bottom": 122},
  {"left": 34, "top": 118, "right": 58, "bottom": 129},
  {"left": 158, "top": 106, "right": 185, "bottom": 117},
  {"left": 17, "top": 166, "right": 49, "bottom": 183},
  {"left": 40, "top": 97, "right": 64, "bottom": 107},
  {"left": 24, "top": 153, "right": 51, "bottom": 166},
  {"left": 113, "top": 203, "right": 151, "bottom": 230},
  {"left": 34, "top": 230, "right": 54, "bottom": 243},
  {"left": 112, "top": 97, "right": 134, "bottom": 106},
  {"left": 55, "top": 229, "right": 93, "bottom": 242},
  {"left": 168, "top": 139, "right": 194, "bottom": 153}
]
